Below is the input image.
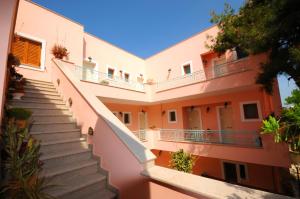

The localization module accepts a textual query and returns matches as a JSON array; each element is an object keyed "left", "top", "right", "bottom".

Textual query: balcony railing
[
  {"left": 132, "top": 130, "right": 147, "bottom": 141},
  {"left": 74, "top": 66, "right": 145, "bottom": 92},
  {"left": 159, "top": 129, "right": 262, "bottom": 148},
  {"left": 155, "top": 58, "right": 250, "bottom": 92}
]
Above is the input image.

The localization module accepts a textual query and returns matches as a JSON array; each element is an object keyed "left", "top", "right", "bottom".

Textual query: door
[
  {"left": 213, "top": 57, "right": 227, "bottom": 77},
  {"left": 138, "top": 112, "right": 147, "bottom": 130},
  {"left": 223, "top": 162, "right": 238, "bottom": 183},
  {"left": 82, "top": 60, "right": 96, "bottom": 81},
  {"left": 218, "top": 107, "right": 233, "bottom": 131},
  {"left": 187, "top": 108, "right": 202, "bottom": 130},
  {"left": 218, "top": 106, "right": 233, "bottom": 143}
]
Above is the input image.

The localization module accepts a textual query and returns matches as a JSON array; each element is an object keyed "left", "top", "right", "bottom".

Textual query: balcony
[
  {"left": 74, "top": 65, "right": 145, "bottom": 92},
  {"left": 132, "top": 129, "right": 147, "bottom": 141},
  {"left": 155, "top": 57, "right": 251, "bottom": 92}
]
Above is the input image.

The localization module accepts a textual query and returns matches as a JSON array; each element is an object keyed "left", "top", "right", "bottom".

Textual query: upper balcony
[
  {"left": 74, "top": 65, "right": 146, "bottom": 92},
  {"left": 155, "top": 57, "right": 253, "bottom": 93}
]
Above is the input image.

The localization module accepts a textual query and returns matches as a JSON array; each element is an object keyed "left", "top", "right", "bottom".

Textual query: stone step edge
[
  {"left": 32, "top": 121, "right": 77, "bottom": 125},
  {"left": 43, "top": 160, "right": 97, "bottom": 178},
  {"left": 30, "top": 129, "right": 80, "bottom": 135},
  {"left": 41, "top": 137, "right": 85, "bottom": 146},
  {"left": 9, "top": 100, "right": 65, "bottom": 105},
  {"left": 40, "top": 148, "right": 91, "bottom": 161},
  {"left": 53, "top": 174, "right": 106, "bottom": 197}
]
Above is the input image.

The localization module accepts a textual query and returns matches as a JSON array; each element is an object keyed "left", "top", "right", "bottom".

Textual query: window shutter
[
  {"left": 12, "top": 36, "right": 27, "bottom": 64},
  {"left": 27, "top": 40, "right": 41, "bottom": 68},
  {"left": 11, "top": 36, "right": 42, "bottom": 68}
]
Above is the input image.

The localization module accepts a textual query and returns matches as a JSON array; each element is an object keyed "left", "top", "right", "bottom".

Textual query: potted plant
[
  {"left": 7, "top": 107, "right": 32, "bottom": 129},
  {"left": 51, "top": 44, "right": 69, "bottom": 60},
  {"left": 7, "top": 53, "right": 23, "bottom": 81},
  {"left": 100, "top": 80, "right": 109, "bottom": 85},
  {"left": 10, "top": 78, "right": 26, "bottom": 100}
]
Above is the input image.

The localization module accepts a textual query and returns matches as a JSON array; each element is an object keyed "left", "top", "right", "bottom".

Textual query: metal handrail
[
  {"left": 156, "top": 58, "right": 250, "bottom": 90},
  {"left": 159, "top": 129, "right": 262, "bottom": 148},
  {"left": 132, "top": 129, "right": 147, "bottom": 141},
  {"left": 74, "top": 65, "right": 145, "bottom": 91}
]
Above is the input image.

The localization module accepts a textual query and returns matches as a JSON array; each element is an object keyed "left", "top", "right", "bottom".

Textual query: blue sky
[{"left": 32, "top": 0, "right": 297, "bottom": 103}]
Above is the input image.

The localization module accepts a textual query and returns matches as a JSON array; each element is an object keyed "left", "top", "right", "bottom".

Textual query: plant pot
[
  {"left": 16, "top": 119, "right": 27, "bottom": 129},
  {"left": 12, "top": 92, "right": 24, "bottom": 100}
]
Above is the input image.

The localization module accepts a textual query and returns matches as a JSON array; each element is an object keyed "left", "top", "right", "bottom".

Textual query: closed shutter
[
  {"left": 11, "top": 36, "right": 42, "bottom": 68},
  {"left": 27, "top": 40, "right": 41, "bottom": 68},
  {"left": 12, "top": 36, "right": 27, "bottom": 64}
]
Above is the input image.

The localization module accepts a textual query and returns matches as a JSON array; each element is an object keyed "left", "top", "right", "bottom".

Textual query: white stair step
[
  {"left": 47, "top": 173, "right": 106, "bottom": 198},
  {"left": 30, "top": 107, "right": 70, "bottom": 115},
  {"left": 83, "top": 189, "right": 117, "bottom": 199},
  {"left": 40, "top": 138, "right": 88, "bottom": 154},
  {"left": 31, "top": 121, "right": 78, "bottom": 132},
  {"left": 31, "top": 129, "right": 81, "bottom": 142},
  {"left": 9, "top": 101, "right": 67, "bottom": 109},
  {"left": 25, "top": 79, "right": 53, "bottom": 86},
  {"left": 24, "top": 85, "right": 56, "bottom": 92},
  {"left": 24, "top": 83, "right": 55, "bottom": 89},
  {"left": 25, "top": 89, "right": 59, "bottom": 95},
  {"left": 32, "top": 115, "right": 74, "bottom": 123},
  {"left": 41, "top": 148, "right": 92, "bottom": 169},
  {"left": 10, "top": 99, "right": 65, "bottom": 105},
  {"left": 43, "top": 160, "right": 98, "bottom": 186}
]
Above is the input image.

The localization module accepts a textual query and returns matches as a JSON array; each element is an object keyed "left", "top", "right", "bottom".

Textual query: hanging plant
[{"left": 51, "top": 44, "right": 69, "bottom": 59}]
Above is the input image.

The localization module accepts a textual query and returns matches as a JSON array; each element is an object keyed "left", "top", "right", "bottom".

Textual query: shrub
[
  {"left": 51, "top": 44, "right": 69, "bottom": 59},
  {"left": 7, "top": 108, "right": 32, "bottom": 120},
  {"left": 170, "top": 149, "right": 196, "bottom": 173}
]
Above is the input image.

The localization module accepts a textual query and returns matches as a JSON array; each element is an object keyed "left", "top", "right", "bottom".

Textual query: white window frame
[
  {"left": 221, "top": 160, "right": 249, "bottom": 183},
  {"left": 181, "top": 61, "right": 193, "bottom": 76},
  {"left": 123, "top": 112, "right": 132, "bottom": 126},
  {"left": 240, "top": 101, "right": 262, "bottom": 122},
  {"left": 15, "top": 32, "right": 47, "bottom": 71},
  {"left": 106, "top": 65, "right": 117, "bottom": 79},
  {"left": 167, "top": 109, "right": 177, "bottom": 123}
]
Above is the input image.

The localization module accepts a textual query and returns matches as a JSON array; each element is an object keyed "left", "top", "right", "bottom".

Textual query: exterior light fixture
[
  {"left": 88, "top": 56, "right": 92, "bottom": 62},
  {"left": 206, "top": 107, "right": 210, "bottom": 113},
  {"left": 88, "top": 127, "right": 94, "bottom": 136},
  {"left": 68, "top": 97, "right": 73, "bottom": 107},
  {"left": 224, "top": 102, "right": 228, "bottom": 108},
  {"left": 57, "top": 78, "right": 60, "bottom": 86}
]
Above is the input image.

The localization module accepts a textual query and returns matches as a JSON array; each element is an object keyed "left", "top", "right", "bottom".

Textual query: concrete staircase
[{"left": 9, "top": 79, "right": 117, "bottom": 199}]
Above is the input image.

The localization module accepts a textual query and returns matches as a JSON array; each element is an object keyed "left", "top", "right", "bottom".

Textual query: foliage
[
  {"left": 209, "top": 0, "right": 300, "bottom": 93},
  {"left": 7, "top": 108, "right": 32, "bottom": 120},
  {"left": 7, "top": 53, "right": 23, "bottom": 81},
  {"left": 170, "top": 149, "right": 196, "bottom": 173},
  {"left": 261, "top": 89, "right": 300, "bottom": 151},
  {"left": 51, "top": 44, "right": 69, "bottom": 59},
  {"left": 0, "top": 120, "right": 56, "bottom": 199}
]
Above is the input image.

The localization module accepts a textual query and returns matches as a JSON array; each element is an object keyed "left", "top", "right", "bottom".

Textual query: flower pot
[
  {"left": 12, "top": 92, "right": 24, "bottom": 100},
  {"left": 16, "top": 119, "right": 27, "bottom": 129}
]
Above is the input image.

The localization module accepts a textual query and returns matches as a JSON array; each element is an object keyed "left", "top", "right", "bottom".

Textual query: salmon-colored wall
[
  {"left": 0, "top": 0, "right": 19, "bottom": 124},
  {"left": 151, "top": 149, "right": 281, "bottom": 193},
  {"left": 84, "top": 33, "right": 146, "bottom": 80},
  {"left": 14, "top": 0, "right": 84, "bottom": 81}
]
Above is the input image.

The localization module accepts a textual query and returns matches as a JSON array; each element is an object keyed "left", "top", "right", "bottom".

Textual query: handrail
[
  {"left": 159, "top": 129, "right": 262, "bottom": 148},
  {"left": 74, "top": 65, "right": 145, "bottom": 92},
  {"left": 132, "top": 130, "right": 147, "bottom": 141},
  {"left": 52, "top": 59, "right": 156, "bottom": 164},
  {"left": 156, "top": 57, "right": 251, "bottom": 91}
]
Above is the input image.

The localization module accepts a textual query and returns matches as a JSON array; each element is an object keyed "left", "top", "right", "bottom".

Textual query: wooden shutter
[
  {"left": 12, "top": 36, "right": 27, "bottom": 64},
  {"left": 11, "top": 36, "right": 42, "bottom": 68},
  {"left": 26, "top": 40, "right": 41, "bottom": 68}
]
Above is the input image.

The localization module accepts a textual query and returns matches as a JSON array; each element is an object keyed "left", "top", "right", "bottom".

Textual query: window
[
  {"left": 239, "top": 164, "right": 246, "bottom": 180},
  {"left": 223, "top": 162, "right": 248, "bottom": 183},
  {"left": 12, "top": 35, "right": 42, "bottom": 68},
  {"left": 241, "top": 101, "right": 261, "bottom": 121},
  {"left": 124, "top": 73, "right": 130, "bottom": 82},
  {"left": 168, "top": 110, "right": 177, "bottom": 123},
  {"left": 108, "top": 68, "right": 114, "bottom": 79},
  {"left": 183, "top": 64, "right": 191, "bottom": 75},
  {"left": 123, "top": 112, "right": 131, "bottom": 125}
]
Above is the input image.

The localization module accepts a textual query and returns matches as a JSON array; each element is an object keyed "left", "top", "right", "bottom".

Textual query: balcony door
[
  {"left": 138, "top": 112, "right": 147, "bottom": 130},
  {"left": 82, "top": 60, "right": 96, "bottom": 82},
  {"left": 218, "top": 106, "right": 233, "bottom": 131},
  {"left": 187, "top": 107, "right": 202, "bottom": 130}
]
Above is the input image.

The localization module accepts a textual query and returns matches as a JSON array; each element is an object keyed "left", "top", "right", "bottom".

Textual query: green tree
[
  {"left": 209, "top": 0, "right": 300, "bottom": 93},
  {"left": 170, "top": 149, "right": 196, "bottom": 173},
  {"left": 262, "top": 89, "right": 300, "bottom": 152}
]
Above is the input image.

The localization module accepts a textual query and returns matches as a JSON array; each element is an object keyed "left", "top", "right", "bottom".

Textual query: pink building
[{"left": 0, "top": 0, "right": 292, "bottom": 198}]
